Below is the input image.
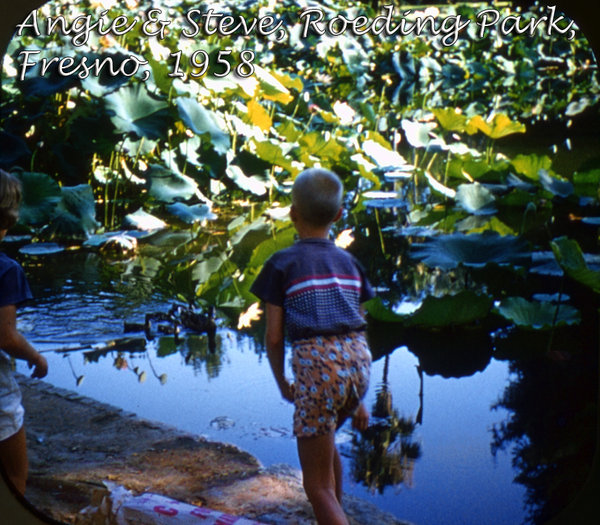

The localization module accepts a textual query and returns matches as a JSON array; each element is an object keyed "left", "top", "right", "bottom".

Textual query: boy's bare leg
[
  {"left": 333, "top": 446, "right": 344, "bottom": 503},
  {"left": 297, "top": 433, "right": 350, "bottom": 525},
  {"left": 0, "top": 425, "right": 28, "bottom": 495}
]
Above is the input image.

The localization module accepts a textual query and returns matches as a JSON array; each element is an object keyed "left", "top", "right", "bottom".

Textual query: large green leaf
[
  {"left": 176, "top": 97, "right": 230, "bottom": 155},
  {"left": 432, "top": 108, "right": 468, "bottom": 132},
  {"left": 145, "top": 164, "right": 199, "bottom": 203},
  {"left": 456, "top": 183, "right": 496, "bottom": 215},
  {"left": 539, "top": 170, "right": 574, "bottom": 198},
  {"left": 410, "top": 232, "right": 530, "bottom": 270},
  {"left": 105, "top": 84, "right": 169, "bottom": 139},
  {"left": 16, "top": 171, "right": 61, "bottom": 225},
  {"left": 496, "top": 297, "right": 580, "bottom": 329},
  {"left": 365, "top": 291, "right": 493, "bottom": 328},
  {"left": 466, "top": 114, "right": 526, "bottom": 139},
  {"left": 551, "top": 236, "right": 600, "bottom": 293},
  {"left": 47, "top": 184, "right": 99, "bottom": 238},
  {"left": 511, "top": 154, "right": 553, "bottom": 180}
]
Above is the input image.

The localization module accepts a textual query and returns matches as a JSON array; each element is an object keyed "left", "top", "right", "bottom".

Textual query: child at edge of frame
[
  {"left": 250, "top": 167, "right": 374, "bottom": 525},
  {"left": 0, "top": 169, "right": 48, "bottom": 496}
]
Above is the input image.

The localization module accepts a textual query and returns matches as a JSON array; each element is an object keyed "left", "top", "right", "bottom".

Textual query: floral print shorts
[{"left": 291, "top": 331, "right": 371, "bottom": 438}]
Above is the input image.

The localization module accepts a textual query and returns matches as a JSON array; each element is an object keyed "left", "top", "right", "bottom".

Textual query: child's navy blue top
[
  {"left": 0, "top": 252, "right": 33, "bottom": 308},
  {"left": 250, "top": 238, "right": 374, "bottom": 341}
]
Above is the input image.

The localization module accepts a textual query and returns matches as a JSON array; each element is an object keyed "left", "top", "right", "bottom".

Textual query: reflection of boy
[
  {"left": 0, "top": 170, "right": 48, "bottom": 496},
  {"left": 251, "top": 168, "right": 373, "bottom": 525}
]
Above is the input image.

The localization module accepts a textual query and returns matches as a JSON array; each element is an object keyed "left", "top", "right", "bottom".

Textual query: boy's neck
[{"left": 295, "top": 222, "right": 331, "bottom": 240}]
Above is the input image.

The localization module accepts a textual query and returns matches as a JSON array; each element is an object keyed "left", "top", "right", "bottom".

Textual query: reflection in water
[
  {"left": 350, "top": 354, "right": 422, "bottom": 494},
  {"left": 491, "top": 339, "right": 598, "bottom": 524}
]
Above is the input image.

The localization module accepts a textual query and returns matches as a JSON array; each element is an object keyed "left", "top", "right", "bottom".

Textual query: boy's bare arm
[
  {"left": 0, "top": 304, "right": 47, "bottom": 378},
  {"left": 265, "top": 302, "right": 293, "bottom": 402}
]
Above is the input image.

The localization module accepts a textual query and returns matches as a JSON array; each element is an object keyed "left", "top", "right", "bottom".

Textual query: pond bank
[{"left": 16, "top": 373, "right": 411, "bottom": 525}]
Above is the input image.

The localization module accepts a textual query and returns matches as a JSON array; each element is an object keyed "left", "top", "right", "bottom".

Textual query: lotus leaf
[
  {"left": 365, "top": 291, "right": 493, "bottom": 328},
  {"left": 48, "top": 185, "right": 99, "bottom": 238},
  {"left": 145, "top": 164, "right": 199, "bottom": 203},
  {"left": 466, "top": 114, "right": 526, "bottom": 139},
  {"left": 432, "top": 108, "right": 468, "bottom": 133},
  {"left": 15, "top": 171, "right": 62, "bottom": 225},
  {"left": 226, "top": 165, "right": 268, "bottom": 196},
  {"left": 105, "top": 84, "right": 169, "bottom": 139},
  {"left": 176, "top": 97, "right": 230, "bottom": 155},
  {"left": 166, "top": 203, "right": 217, "bottom": 224},
  {"left": 19, "top": 243, "right": 64, "bottom": 256},
  {"left": 496, "top": 296, "right": 580, "bottom": 329},
  {"left": 410, "top": 232, "right": 530, "bottom": 270},
  {"left": 551, "top": 237, "right": 600, "bottom": 293},
  {"left": 456, "top": 183, "right": 497, "bottom": 215},
  {"left": 123, "top": 209, "right": 167, "bottom": 231},
  {"left": 539, "top": 170, "right": 574, "bottom": 198},
  {"left": 511, "top": 154, "right": 553, "bottom": 181}
]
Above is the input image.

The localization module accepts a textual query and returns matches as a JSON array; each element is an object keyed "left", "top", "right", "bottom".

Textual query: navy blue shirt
[
  {"left": 251, "top": 238, "right": 374, "bottom": 341},
  {"left": 0, "top": 252, "right": 33, "bottom": 308}
]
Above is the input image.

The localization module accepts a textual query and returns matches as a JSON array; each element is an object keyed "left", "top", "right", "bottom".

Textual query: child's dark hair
[
  {"left": 292, "top": 168, "right": 343, "bottom": 227},
  {"left": 0, "top": 169, "right": 22, "bottom": 230}
]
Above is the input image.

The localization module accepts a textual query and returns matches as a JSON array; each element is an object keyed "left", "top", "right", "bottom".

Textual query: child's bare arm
[
  {"left": 0, "top": 304, "right": 47, "bottom": 378},
  {"left": 264, "top": 302, "right": 293, "bottom": 402}
]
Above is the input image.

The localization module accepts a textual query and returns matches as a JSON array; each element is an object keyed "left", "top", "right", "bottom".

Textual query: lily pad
[
  {"left": 496, "top": 297, "right": 580, "bottom": 329},
  {"left": 19, "top": 243, "right": 65, "bottom": 256},
  {"left": 123, "top": 209, "right": 167, "bottom": 231},
  {"left": 410, "top": 232, "right": 530, "bottom": 270}
]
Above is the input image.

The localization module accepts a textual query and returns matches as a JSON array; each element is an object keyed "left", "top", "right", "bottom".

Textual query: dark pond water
[{"left": 5, "top": 245, "right": 563, "bottom": 525}]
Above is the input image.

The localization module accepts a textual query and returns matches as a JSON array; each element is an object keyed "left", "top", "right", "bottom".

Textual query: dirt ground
[{"left": 14, "top": 374, "right": 411, "bottom": 525}]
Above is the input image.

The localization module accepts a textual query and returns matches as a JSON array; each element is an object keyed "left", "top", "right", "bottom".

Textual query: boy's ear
[
  {"left": 290, "top": 204, "right": 297, "bottom": 222},
  {"left": 333, "top": 207, "right": 343, "bottom": 222}
]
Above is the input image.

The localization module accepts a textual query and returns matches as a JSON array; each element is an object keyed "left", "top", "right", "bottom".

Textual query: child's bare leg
[
  {"left": 0, "top": 425, "right": 28, "bottom": 495},
  {"left": 297, "top": 433, "right": 349, "bottom": 525},
  {"left": 333, "top": 445, "right": 343, "bottom": 503}
]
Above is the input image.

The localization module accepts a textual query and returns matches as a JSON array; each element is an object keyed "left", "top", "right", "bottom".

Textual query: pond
[{"left": 9, "top": 244, "right": 589, "bottom": 525}]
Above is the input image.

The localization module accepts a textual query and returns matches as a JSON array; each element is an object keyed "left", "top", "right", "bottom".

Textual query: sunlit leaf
[
  {"left": 166, "top": 202, "right": 217, "bottom": 224},
  {"left": 432, "top": 108, "right": 468, "bottom": 132},
  {"left": 145, "top": 164, "right": 199, "bottom": 203},
  {"left": 247, "top": 99, "right": 272, "bottom": 132},
  {"left": 226, "top": 165, "right": 268, "bottom": 196},
  {"left": 511, "top": 154, "right": 553, "bottom": 181},
  {"left": 123, "top": 208, "right": 167, "bottom": 230},
  {"left": 255, "top": 66, "right": 294, "bottom": 105},
  {"left": 466, "top": 114, "right": 526, "bottom": 139},
  {"left": 539, "top": 170, "right": 574, "bottom": 198},
  {"left": 105, "top": 84, "right": 169, "bottom": 139},
  {"left": 456, "top": 183, "right": 496, "bottom": 215},
  {"left": 176, "top": 97, "right": 230, "bottom": 155}
]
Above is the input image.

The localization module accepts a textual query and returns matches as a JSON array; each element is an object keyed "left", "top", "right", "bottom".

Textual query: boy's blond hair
[
  {"left": 0, "top": 169, "right": 22, "bottom": 229},
  {"left": 292, "top": 168, "right": 343, "bottom": 227}
]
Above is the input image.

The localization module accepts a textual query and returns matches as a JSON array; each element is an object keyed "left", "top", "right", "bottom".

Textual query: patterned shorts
[{"left": 291, "top": 331, "right": 371, "bottom": 438}]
